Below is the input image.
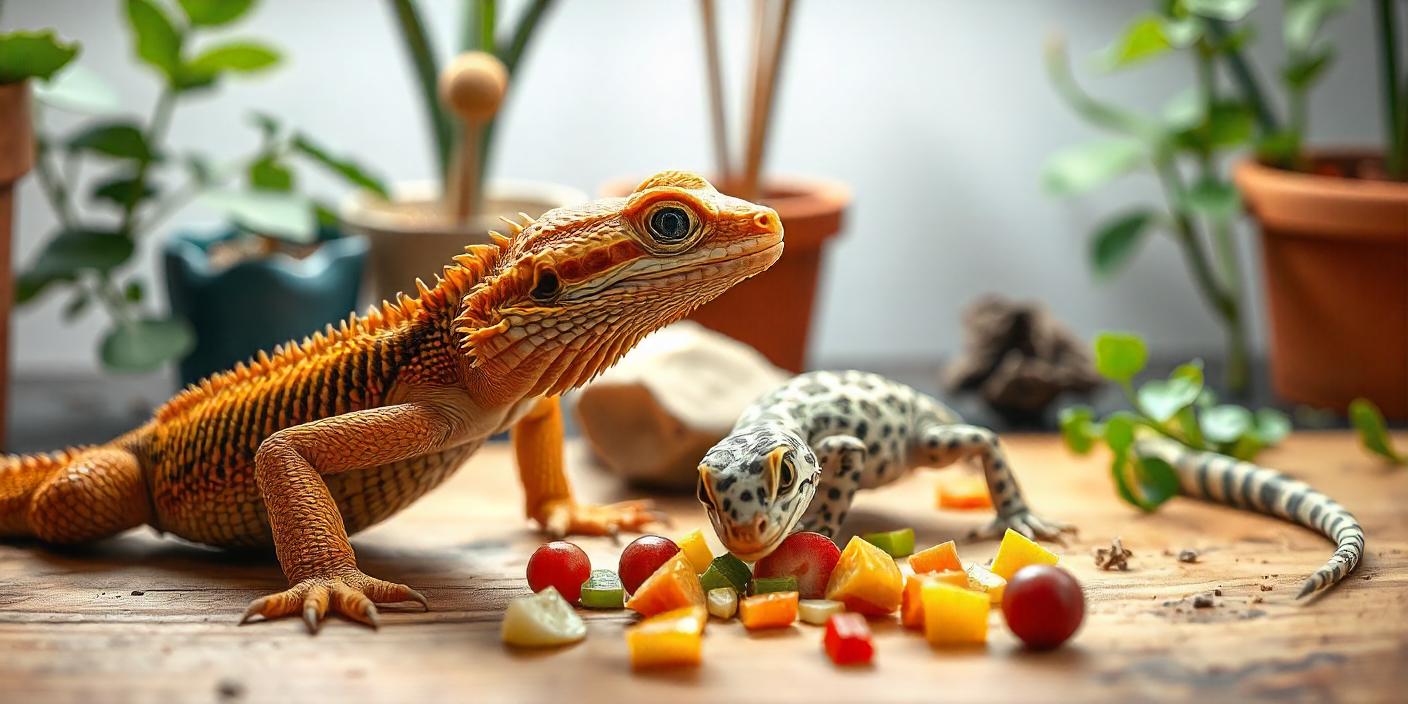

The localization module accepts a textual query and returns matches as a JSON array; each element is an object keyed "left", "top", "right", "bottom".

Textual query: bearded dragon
[
  {"left": 0, "top": 171, "right": 783, "bottom": 632},
  {"left": 697, "top": 370, "right": 1363, "bottom": 599}
]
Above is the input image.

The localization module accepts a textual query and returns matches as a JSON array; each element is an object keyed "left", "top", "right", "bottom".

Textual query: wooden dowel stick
[
  {"left": 699, "top": 0, "right": 731, "bottom": 185},
  {"left": 439, "top": 52, "right": 508, "bottom": 224},
  {"left": 741, "top": 0, "right": 793, "bottom": 201}
]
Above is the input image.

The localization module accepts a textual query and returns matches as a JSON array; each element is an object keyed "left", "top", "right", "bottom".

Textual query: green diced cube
[
  {"left": 578, "top": 569, "right": 625, "bottom": 609},
  {"left": 751, "top": 576, "right": 798, "bottom": 595},
  {"left": 862, "top": 528, "right": 916, "bottom": 557},
  {"left": 704, "top": 554, "right": 752, "bottom": 591}
]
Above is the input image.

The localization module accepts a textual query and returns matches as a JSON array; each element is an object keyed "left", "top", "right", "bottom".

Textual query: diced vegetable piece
[
  {"left": 625, "top": 552, "right": 704, "bottom": 618},
  {"left": 706, "top": 587, "right": 738, "bottom": 619},
  {"left": 579, "top": 569, "right": 625, "bottom": 609},
  {"left": 989, "top": 528, "right": 1059, "bottom": 580},
  {"left": 626, "top": 605, "right": 707, "bottom": 669},
  {"left": 823, "top": 612, "right": 875, "bottom": 666},
  {"left": 798, "top": 599, "right": 844, "bottom": 625},
  {"left": 700, "top": 554, "right": 752, "bottom": 592},
  {"left": 738, "top": 591, "right": 799, "bottom": 630},
  {"left": 900, "top": 571, "right": 968, "bottom": 629},
  {"left": 861, "top": 528, "right": 915, "bottom": 557},
  {"left": 909, "top": 540, "right": 963, "bottom": 574},
  {"left": 965, "top": 563, "right": 1008, "bottom": 603},
  {"left": 676, "top": 529, "right": 713, "bottom": 573},
  {"left": 824, "top": 536, "right": 903, "bottom": 615},
  {"left": 936, "top": 473, "right": 993, "bottom": 509},
  {"left": 921, "top": 581, "right": 989, "bottom": 647},
  {"left": 618, "top": 535, "right": 681, "bottom": 594},
  {"left": 501, "top": 587, "right": 586, "bottom": 648},
  {"left": 1003, "top": 565, "right": 1085, "bottom": 649},
  {"left": 525, "top": 541, "right": 591, "bottom": 603},
  {"left": 751, "top": 576, "right": 798, "bottom": 595},
  {"left": 751, "top": 531, "right": 842, "bottom": 599}
]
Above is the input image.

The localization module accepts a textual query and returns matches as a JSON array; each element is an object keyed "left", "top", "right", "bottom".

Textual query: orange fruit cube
[
  {"left": 676, "top": 529, "right": 713, "bottom": 573},
  {"left": 625, "top": 552, "right": 704, "bottom": 618},
  {"left": 909, "top": 540, "right": 963, "bottom": 574},
  {"left": 989, "top": 528, "right": 1059, "bottom": 581},
  {"left": 738, "top": 591, "right": 799, "bottom": 630},
  {"left": 626, "top": 605, "right": 707, "bottom": 669},
  {"left": 921, "top": 581, "right": 989, "bottom": 647},
  {"left": 901, "top": 571, "right": 968, "bottom": 629},
  {"left": 824, "top": 536, "right": 903, "bottom": 616},
  {"left": 936, "top": 474, "right": 993, "bottom": 510}
]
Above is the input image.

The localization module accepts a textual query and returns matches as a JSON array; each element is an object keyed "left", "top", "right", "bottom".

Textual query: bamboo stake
[
  {"left": 439, "top": 52, "right": 508, "bottom": 223},
  {"left": 740, "top": 0, "right": 794, "bottom": 201},
  {"left": 699, "top": 0, "right": 731, "bottom": 184}
]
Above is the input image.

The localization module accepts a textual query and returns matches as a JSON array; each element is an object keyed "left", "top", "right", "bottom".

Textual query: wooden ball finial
[{"left": 439, "top": 51, "right": 508, "bottom": 123}]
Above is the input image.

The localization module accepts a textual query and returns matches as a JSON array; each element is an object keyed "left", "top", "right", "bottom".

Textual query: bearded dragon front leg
[
  {"left": 513, "top": 396, "right": 660, "bottom": 538},
  {"left": 242, "top": 402, "right": 457, "bottom": 633}
]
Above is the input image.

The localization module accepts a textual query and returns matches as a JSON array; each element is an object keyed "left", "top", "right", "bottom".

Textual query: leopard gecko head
[{"left": 696, "top": 423, "right": 820, "bottom": 561}]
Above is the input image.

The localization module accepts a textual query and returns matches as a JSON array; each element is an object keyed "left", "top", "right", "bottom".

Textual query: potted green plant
[
  {"left": 601, "top": 0, "right": 849, "bottom": 372},
  {"left": 17, "top": 0, "right": 387, "bottom": 384},
  {"left": 342, "top": 0, "right": 585, "bottom": 302},
  {"left": 1045, "top": 0, "right": 1406, "bottom": 418}
]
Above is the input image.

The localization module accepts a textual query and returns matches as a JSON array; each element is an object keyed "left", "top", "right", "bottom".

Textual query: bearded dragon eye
[
  {"left": 647, "top": 206, "right": 692, "bottom": 244},
  {"left": 530, "top": 269, "right": 560, "bottom": 302}
]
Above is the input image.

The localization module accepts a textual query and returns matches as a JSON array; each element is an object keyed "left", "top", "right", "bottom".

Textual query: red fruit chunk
[
  {"left": 1002, "top": 565, "right": 1085, "bottom": 650},
  {"left": 619, "top": 535, "right": 681, "bottom": 594},
  {"left": 526, "top": 541, "right": 591, "bottom": 603},
  {"left": 752, "top": 531, "right": 841, "bottom": 599},
  {"left": 823, "top": 612, "right": 874, "bottom": 666}
]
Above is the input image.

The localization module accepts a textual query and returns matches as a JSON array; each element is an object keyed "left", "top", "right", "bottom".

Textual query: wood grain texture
[{"left": 2, "top": 432, "right": 1405, "bottom": 703}]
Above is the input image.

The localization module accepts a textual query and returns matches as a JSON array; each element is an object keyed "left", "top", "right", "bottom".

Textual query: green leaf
[
  {"left": 1101, "top": 16, "right": 1172, "bottom": 70},
  {"left": 1184, "top": 0, "right": 1256, "bottom": 22},
  {"left": 1285, "top": 0, "right": 1351, "bottom": 51},
  {"left": 185, "top": 41, "right": 281, "bottom": 80},
  {"left": 0, "top": 30, "right": 80, "bottom": 83},
  {"left": 68, "top": 121, "right": 156, "bottom": 161},
  {"left": 125, "top": 0, "right": 183, "bottom": 82},
  {"left": 1251, "top": 408, "right": 1291, "bottom": 446},
  {"left": 1179, "top": 177, "right": 1242, "bottom": 220},
  {"left": 26, "top": 228, "right": 135, "bottom": 276},
  {"left": 1161, "top": 89, "right": 1204, "bottom": 132},
  {"left": 91, "top": 174, "right": 158, "bottom": 208},
  {"left": 202, "top": 189, "right": 316, "bottom": 243},
  {"left": 1200, "top": 404, "right": 1253, "bottom": 443},
  {"left": 1109, "top": 448, "right": 1141, "bottom": 508},
  {"left": 313, "top": 200, "right": 339, "bottom": 228},
  {"left": 100, "top": 317, "right": 195, "bottom": 372},
  {"left": 1104, "top": 412, "right": 1138, "bottom": 454},
  {"left": 1138, "top": 361, "right": 1204, "bottom": 422},
  {"left": 32, "top": 63, "right": 121, "bottom": 114},
  {"left": 249, "top": 155, "right": 294, "bottom": 192},
  {"left": 1161, "top": 17, "right": 1204, "bottom": 48},
  {"left": 185, "top": 154, "right": 215, "bottom": 186},
  {"left": 1282, "top": 46, "right": 1334, "bottom": 90},
  {"left": 1042, "top": 139, "right": 1144, "bottom": 196},
  {"left": 124, "top": 280, "right": 144, "bottom": 302},
  {"left": 292, "top": 134, "right": 390, "bottom": 198},
  {"left": 1090, "top": 209, "right": 1156, "bottom": 278},
  {"left": 1256, "top": 129, "right": 1302, "bottom": 163},
  {"left": 1206, "top": 100, "right": 1254, "bottom": 147},
  {"left": 1130, "top": 455, "right": 1182, "bottom": 511},
  {"left": 1094, "top": 332, "right": 1148, "bottom": 383},
  {"left": 1349, "top": 398, "right": 1405, "bottom": 464},
  {"left": 178, "top": 0, "right": 256, "bottom": 27},
  {"left": 1059, "top": 406, "right": 1099, "bottom": 455}
]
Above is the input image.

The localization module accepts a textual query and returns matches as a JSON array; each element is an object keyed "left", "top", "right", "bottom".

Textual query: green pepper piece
[
  {"left": 751, "top": 575, "right": 799, "bottom": 595},
  {"left": 704, "top": 554, "right": 752, "bottom": 592},
  {"left": 861, "top": 528, "right": 916, "bottom": 557},
  {"left": 579, "top": 568, "right": 625, "bottom": 609}
]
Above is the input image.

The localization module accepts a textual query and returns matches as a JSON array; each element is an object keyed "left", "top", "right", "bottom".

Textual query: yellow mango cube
[
  {"left": 626, "top": 605, "right": 707, "bottom": 669},
  {"left": 824, "top": 536, "right": 903, "bottom": 615},
  {"left": 988, "top": 528, "right": 1059, "bottom": 580},
  {"left": 921, "top": 582, "right": 989, "bottom": 647},
  {"left": 901, "top": 571, "right": 968, "bottom": 629},
  {"left": 677, "top": 529, "right": 714, "bottom": 574},
  {"left": 964, "top": 563, "right": 1007, "bottom": 603}
]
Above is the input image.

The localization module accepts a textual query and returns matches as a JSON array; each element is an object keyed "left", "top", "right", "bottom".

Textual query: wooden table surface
[{"left": 2, "top": 432, "right": 1405, "bottom": 704}]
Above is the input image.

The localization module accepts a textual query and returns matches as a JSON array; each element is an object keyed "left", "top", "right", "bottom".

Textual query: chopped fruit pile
[
  {"left": 1002, "top": 565, "right": 1085, "bottom": 649},
  {"left": 526, "top": 541, "right": 592, "bottom": 603},
  {"left": 825, "top": 536, "right": 904, "bottom": 615},
  {"left": 677, "top": 529, "right": 714, "bottom": 573},
  {"left": 738, "top": 591, "right": 799, "bottom": 630},
  {"left": 618, "top": 535, "right": 681, "bottom": 594},
  {"left": 862, "top": 528, "right": 915, "bottom": 557},
  {"left": 626, "top": 552, "right": 704, "bottom": 617},
  {"left": 501, "top": 587, "right": 587, "bottom": 647},
  {"left": 922, "top": 581, "right": 989, "bottom": 646},
  {"left": 579, "top": 569, "right": 625, "bottom": 609},
  {"left": 823, "top": 613, "right": 874, "bottom": 666},
  {"left": 700, "top": 554, "right": 752, "bottom": 593},
  {"left": 627, "top": 605, "right": 707, "bottom": 670},
  {"left": 751, "top": 576, "right": 798, "bottom": 595},
  {"left": 752, "top": 531, "right": 841, "bottom": 599},
  {"left": 936, "top": 473, "right": 993, "bottom": 509},
  {"left": 989, "top": 528, "right": 1059, "bottom": 580},
  {"left": 706, "top": 587, "right": 738, "bottom": 619},
  {"left": 798, "top": 599, "right": 844, "bottom": 625}
]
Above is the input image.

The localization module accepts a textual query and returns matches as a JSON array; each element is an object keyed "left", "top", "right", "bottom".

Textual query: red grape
[
  {"left": 618, "top": 535, "right": 680, "bottom": 594},
  {"left": 1001, "top": 565, "right": 1085, "bottom": 649},
  {"left": 526, "top": 541, "right": 591, "bottom": 603},
  {"left": 753, "top": 531, "right": 841, "bottom": 599}
]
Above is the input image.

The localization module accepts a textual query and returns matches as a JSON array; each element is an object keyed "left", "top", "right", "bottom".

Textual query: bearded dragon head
[{"left": 456, "top": 171, "right": 783, "bottom": 397}]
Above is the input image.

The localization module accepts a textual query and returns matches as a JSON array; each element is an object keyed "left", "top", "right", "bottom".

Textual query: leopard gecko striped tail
[{"left": 1133, "top": 437, "right": 1364, "bottom": 600}]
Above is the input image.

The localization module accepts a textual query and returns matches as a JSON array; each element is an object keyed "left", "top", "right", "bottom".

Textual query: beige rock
[{"left": 572, "top": 322, "right": 788, "bottom": 491}]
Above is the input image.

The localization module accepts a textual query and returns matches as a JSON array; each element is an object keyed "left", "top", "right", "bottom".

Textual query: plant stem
[
  {"left": 390, "top": 0, "right": 452, "bottom": 180},
  {"left": 477, "top": 0, "right": 555, "bottom": 187},
  {"left": 31, "top": 136, "right": 76, "bottom": 230},
  {"left": 1379, "top": 0, "right": 1405, "bottom": 179},
  {"left": 478, "top": 0, "right": 496, "bottom": 55},
  {"left": 116, "top": 88, "right": 174, "bottom": 240},
  {"left": 1206, "top": 19, "right": 1281, "bottom": 140}
]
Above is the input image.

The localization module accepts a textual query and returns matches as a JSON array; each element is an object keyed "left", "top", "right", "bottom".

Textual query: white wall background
[{"left": 8, "top": 0, "right": 1386, "bottom": 374}]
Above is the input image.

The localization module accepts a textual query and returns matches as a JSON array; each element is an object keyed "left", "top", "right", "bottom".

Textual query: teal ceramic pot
[{"left": 163, "top": 228, "right": 367, "bottom": 386}]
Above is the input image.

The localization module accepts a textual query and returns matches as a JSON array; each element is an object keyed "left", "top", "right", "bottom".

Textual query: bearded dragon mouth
[{"left": 565, "top": 240, "right": 784, "bottom": 301}]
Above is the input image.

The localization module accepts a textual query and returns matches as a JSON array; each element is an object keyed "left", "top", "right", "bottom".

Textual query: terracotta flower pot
[
  {"left": 341, "top": 180, "right": 586, "bottom": 302},
  {"left": 0, "top": 81, "right": 34, "bottom": 449},
  {"left": 602, "top": 175, "right": 849, "bottom": 371},
  {"left": 1235, "top": 151, "right": 1408, "bottom": 419}
]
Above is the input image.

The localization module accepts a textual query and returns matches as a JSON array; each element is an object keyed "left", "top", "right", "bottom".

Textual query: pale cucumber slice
[{"left": 501, "top": 587, "right": 587, "bottom": 647}]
